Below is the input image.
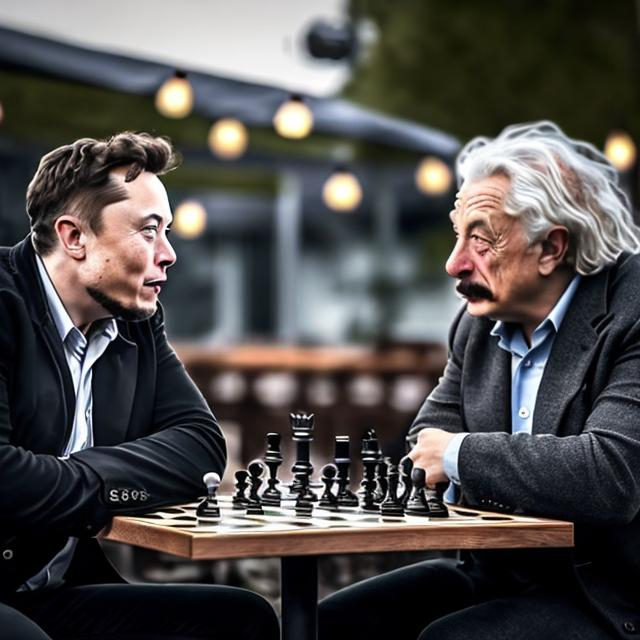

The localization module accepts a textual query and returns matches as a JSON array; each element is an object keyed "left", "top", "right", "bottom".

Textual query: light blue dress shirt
[
  {"left": 442, "top": 275, "right": 581, "bottom": 494},
  {"left": 20, "top": 255, "right": 118, "bottom": 591}
]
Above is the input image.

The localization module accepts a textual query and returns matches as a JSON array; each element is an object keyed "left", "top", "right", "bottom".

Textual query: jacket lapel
[
  {"left": 533, "top": 269, "right": 608, "bottom": 435},
  {"left": 91, "top": 329, "right": 138, "bottom": 446},
  {"left": 10, "top": 237, "right": 76, "bottom": 446},
  {"left": 463, "top": 320, "right": 512, "bottom": 434}
]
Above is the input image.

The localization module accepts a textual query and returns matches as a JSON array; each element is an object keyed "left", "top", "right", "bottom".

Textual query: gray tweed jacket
[{"left": 408, "top": 253, "right": 640, "bottom": 638}]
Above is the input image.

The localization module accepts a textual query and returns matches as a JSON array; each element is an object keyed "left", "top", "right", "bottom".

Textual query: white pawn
[{"left": 196, "top": 472, "right": 221, "bottom": 523}]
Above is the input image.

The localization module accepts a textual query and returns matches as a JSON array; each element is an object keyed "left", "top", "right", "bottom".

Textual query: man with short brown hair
[{"left": 0, "top": 132, "right": 279, "bottom": 640}]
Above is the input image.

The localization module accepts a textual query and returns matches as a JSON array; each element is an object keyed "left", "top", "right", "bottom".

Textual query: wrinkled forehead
[{"left": 449, "top": 174, "right": 511, "bottom": 224}]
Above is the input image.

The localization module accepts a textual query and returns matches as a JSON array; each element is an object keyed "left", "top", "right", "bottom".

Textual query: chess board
[{"left": 105, "top": 496, "right": 574, "bottom": 561}]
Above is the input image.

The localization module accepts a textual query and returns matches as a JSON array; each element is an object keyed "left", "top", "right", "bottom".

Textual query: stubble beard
[{"left": 86, "top": 285, "right": 155, "bottom": 322}]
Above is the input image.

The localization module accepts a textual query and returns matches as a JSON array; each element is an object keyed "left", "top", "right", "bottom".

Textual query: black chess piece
[
  {"left": 405, "top": 467, "right": 431, "bottom": 517},
  {"left": 374, "top": 457, "right": 390, "bottom": 504},
  {"left": 246, "top": 460, "right": 265, "bottom": 515},
  {"left": 289, "top": 412, "right": 317, "bottom": 502},
  {"left": 318, "top": 463, "right": 339, "bottom": 510},
  {"left": 360, "top": 436, "right": 379, "bottom": 513},
  {"left": 425, "top": 482, "right": 450, "bottom": 518},
  {"left": 335, "top": 436, "right": 358, "bottom": 507},
  {"left": 262, "top": 432, "right": 284, "bottom": 506},
  {"left": 380, "top": 463, "right": 405, "bottom": 520},
  {"left": 232, "top": 469, "right": 250, "bottom": 510},
  {"left": 399, "top": 455, "right": 413, "bottom": 507},
  {"left": 196, "top": 472, "right": 221, "bottom": 523}
]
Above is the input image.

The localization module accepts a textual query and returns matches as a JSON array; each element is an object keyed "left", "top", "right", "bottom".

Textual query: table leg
[{"left": 280, "top": 555, "right": 318, "bottom": 640}]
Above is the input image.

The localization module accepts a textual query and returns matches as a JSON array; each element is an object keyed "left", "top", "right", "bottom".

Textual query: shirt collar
[
  {"left": 490, "top": 274, "right": 582, "bottom": 352},
  {"left": 35, "top": 254, "right": 118, "bottom": 343}
]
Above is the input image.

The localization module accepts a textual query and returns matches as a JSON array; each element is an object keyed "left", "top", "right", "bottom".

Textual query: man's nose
[
  {"left": 445, "top": 240, "right": 473, "bottom": 278},
  {"left": 157, "top": 235, "right": 177, "bottom": 268}
]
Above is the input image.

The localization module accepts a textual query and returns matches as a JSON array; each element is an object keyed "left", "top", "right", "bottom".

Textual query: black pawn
[
  {"left": 405, "top": 467, "right": 431, "bottom": 517},
  {"left": 196, "top": 472, "right": 221, "bottom": 523},
  {"left": 399, "top": 455, "right": 413, "bottom": 507},
  {"left": 262, "top": 433, "right": 283, "bottom": 506},
  {"left": 426, "top": 483, "right": 450, "bottom": 518},
  {"left": 335, "top": 436, "right": 358, "bottom": 507},
  {"left": 232, "top": 470, "right": 249, "bottom": 510},
  {"left": 380, "top": 463, "right": 404, "bottom": 519},
  {"left": 246, "top": 460, "right": 265, "bottom": 515},
  {"left": 319, "top": 464, "right": 339, "bottom": 510},
  {"left": 374, "top": 457, "right": 390, "bottom": 504}
]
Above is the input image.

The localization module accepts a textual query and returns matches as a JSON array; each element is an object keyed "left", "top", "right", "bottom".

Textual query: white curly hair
[{"left": 456, "top": 121, "right": 640, "bottom": 274}]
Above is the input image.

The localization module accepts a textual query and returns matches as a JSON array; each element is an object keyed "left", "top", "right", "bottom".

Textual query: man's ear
[
  {"left": 54, "top": 215, "right": 87, "bottom": 260},
  {"left": 538, "top": 226, "right": 569, "bottom": 276}
]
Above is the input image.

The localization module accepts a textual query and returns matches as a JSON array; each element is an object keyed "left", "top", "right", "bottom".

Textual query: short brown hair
[{"left": 26, "top": 132, "right": 179, "bottom": 255}]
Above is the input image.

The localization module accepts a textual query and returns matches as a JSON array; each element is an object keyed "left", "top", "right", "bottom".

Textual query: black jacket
[
  {"left": 0, "top": 237, "right": 226, "bottom": 595},
  {"left": 408, "top": 254, "right": 640, "bottom": 638}
]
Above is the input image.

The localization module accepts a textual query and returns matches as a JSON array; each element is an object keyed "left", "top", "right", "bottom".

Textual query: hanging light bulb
[
  {"left": 174, "top": 200, "right": 207, "bottom": 239},
  {"left": 604, "top": 130, "right": 637, "bottom": 172},
  {"left": 155, "top": 71, "right": 194, "bottom": 119},
  {"left": 273, "top": 95, "right": 313, "bottom": 139},
  {"left": 322, "top": 167, "right": 362, "bottom": 212},
  {"left": 415, "top": 156, "right": 453, "bottom": 195},
  {"left": 0, "top": 101, "right": 4, "bottom": 125},
  {"left": 208, "top": 118, "right": 249, "bottom": 159}
]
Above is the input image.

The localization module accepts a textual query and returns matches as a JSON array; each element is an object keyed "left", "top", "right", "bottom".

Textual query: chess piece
[
  {"left": 360, "top": 436, "right": 379, "bottom": 513},
  {"left": 380, "top": 463, "right": 405, "bottom": 520},
  {"left": 196, "top": 472, "right": 221, "bottom": 523},
  {"left": 246, "top": 460, "right": 265, "bottom": 515},
  {"left": 289, "top": 412, "right": 316, "bottom": 502},
  {"left": 399, "top": 455, "right": 413, "bottom": 507},
  {"left": 425, "top": 482, "right": 450, "bottom": 518},
  {"left": 374, "top": 457, "right": 390, "bottom": 504},
  {"left": 232, "top": 469, "right": 250, "bottom": 510},
  {"left": 405, "top": 467, "right": 431, "bottom": 517},
  {"left": 262, "top": 432, "right": 284, "bottom": 506},
  {"left": 318, "top": 463, "right": 339, "bottom": 510},
  {"left": 335, "top": 436, "right": 358, "bottom": 507}
]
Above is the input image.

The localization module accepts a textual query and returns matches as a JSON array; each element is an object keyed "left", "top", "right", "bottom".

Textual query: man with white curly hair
[{"left": 320, "top": 121, "right": 640, "bottom": 639}]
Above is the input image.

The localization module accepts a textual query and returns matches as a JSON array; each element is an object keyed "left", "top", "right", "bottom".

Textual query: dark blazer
[
  {"left": 408, "top": 253, "right": 640, "bottom": 637},
  {"left": 0, "top": 237, "right": 226, "bottom": 595}
]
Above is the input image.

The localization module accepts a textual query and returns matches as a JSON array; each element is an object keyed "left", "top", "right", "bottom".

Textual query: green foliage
[{"left": 348, "top": 0, "right": 640, "bottom": 145}]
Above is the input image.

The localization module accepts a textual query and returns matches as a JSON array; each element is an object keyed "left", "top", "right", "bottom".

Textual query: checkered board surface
[{"left": 120, "top": 496, "right": 553, "bottom": 533}]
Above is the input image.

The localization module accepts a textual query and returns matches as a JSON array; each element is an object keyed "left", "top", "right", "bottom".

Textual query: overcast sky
[{"left": 0, "top": 0, "right": 351, "bottom": 95}]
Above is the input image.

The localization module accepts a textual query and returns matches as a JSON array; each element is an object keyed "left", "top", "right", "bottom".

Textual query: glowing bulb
[
  {"left": 604, "top": 131, "right": 637, "bottom": 172},
  {"left": 0, "top": 101, "right": 4, "bottom": 124},
  {"left": 322, "top": 170, "right": 362, "bottom": 212},
  {"left": 415, "top": 157, "right": 452, "bottom": 195},
  {"left": 208, "top": 118, "right": 249, "bottom": 159},
  {"left": 273, "top": 96, "right": 313, "bottom": 139},
  {"left": 174, "top": 200, "right": 207, "bottom": 239},
  {"left": 155, "top": 71, "right": 194, "bottom": 119}
]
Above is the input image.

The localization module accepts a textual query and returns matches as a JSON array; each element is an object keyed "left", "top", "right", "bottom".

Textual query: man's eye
[
  {"left": 142, "top": 226, "right": 159, "bottom": 237},
  {"left": 470, "top": 233, "right": 489, "bottom": 244}
]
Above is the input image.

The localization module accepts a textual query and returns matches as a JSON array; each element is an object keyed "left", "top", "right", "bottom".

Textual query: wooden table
[{"left": 104, "top": 499, "right": 573, "bottom": 640}]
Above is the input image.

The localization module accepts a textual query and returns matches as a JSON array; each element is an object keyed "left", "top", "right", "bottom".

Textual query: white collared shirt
[{"left": 20, "top": 255, "right": 118, "bottom": 591}]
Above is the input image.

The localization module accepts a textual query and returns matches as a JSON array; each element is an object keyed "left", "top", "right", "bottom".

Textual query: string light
[
  {"left": 415, "top": 157, "right": 452, "bottom": 195},
  {"left": 322, "top": 168, "right": 362, "bottom": 212},
  {"left": 604, "top": 131, "right": 637, "bottom": 172},
  {"left": 273, "top": 95, "right": 313, "bottom": 139},
  {"left": 174, "top": 200, "right": 207, "bottom": 238},
  {"left": 208, "top": 118, "right": 249, "bottom": 159},
  {"left": 155, "top": 71, "right": 194, "bottom": 119}
]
